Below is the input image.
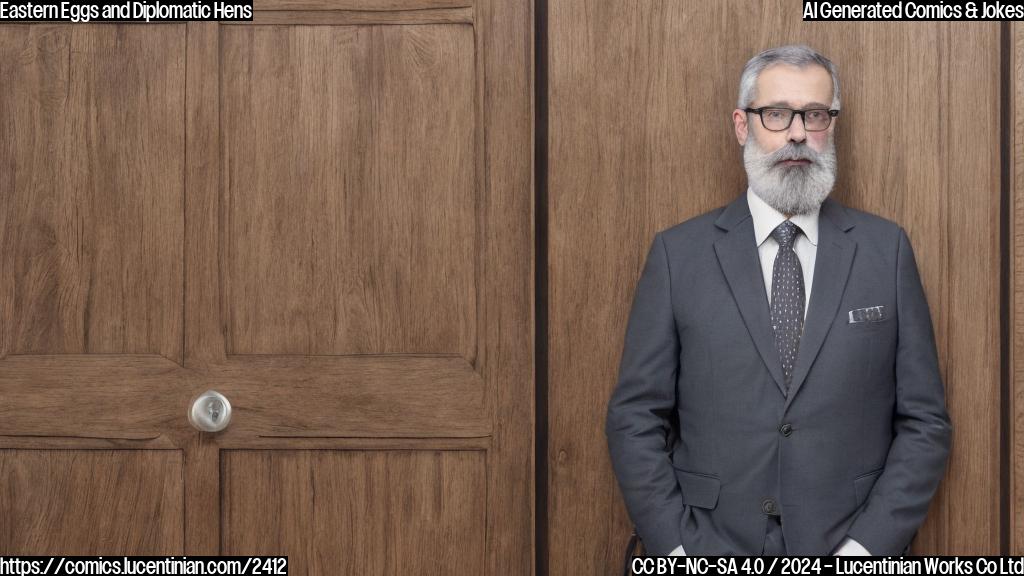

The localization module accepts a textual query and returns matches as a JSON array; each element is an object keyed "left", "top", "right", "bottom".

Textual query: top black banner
[
  {"left": 803, "top": 0, "right": 1024, "bottom": 20},
  {"left": 0, "top": 1, "right": 253, "bottom": 22}
]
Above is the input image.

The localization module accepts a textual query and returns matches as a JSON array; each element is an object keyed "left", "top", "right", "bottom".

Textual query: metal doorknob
[{"left": 189, "top": 390, "right": 232, "bottom": 432}]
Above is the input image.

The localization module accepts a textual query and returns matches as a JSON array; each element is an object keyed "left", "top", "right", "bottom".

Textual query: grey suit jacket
[{"left": 605, "top": 193, "right": 952, "bottom": 556}]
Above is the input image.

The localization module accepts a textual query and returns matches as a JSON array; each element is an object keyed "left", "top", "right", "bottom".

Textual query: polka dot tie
[{"left": 770, "top": 220, "right": 804, "bottom": 392}]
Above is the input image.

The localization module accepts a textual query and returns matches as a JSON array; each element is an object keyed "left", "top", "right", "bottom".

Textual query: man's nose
[{"left": 787, "top": 113, "right": 807, "bottom": 143}]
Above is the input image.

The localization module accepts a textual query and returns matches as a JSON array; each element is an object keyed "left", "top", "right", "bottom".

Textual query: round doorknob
[{"left": 189, "top": 390, "right": 232, "bottom": 432}]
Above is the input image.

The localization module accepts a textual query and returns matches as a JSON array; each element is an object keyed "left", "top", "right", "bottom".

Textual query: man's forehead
[
  {"left": 753, "top": 64, "right": 833, "bottom": 106},
  {"left": 760, "top": 99, "right": 832, "bottom": 109}
]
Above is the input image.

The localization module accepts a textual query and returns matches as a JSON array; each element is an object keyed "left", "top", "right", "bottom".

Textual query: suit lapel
[
  {"left": 713, "top": 195, "right": 788, "bottom": 398},
  {"left": 783, "top": 197, "right": 857, "bottom": 412}
]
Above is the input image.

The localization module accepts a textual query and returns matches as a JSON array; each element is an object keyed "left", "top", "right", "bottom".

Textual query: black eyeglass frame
[{"left": 744, "top": 107, "right": 840, "bottom": 132}]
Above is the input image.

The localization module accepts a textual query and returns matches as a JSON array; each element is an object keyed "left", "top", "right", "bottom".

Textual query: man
[{"left": 605, "top": 45, "right": 952, "bottom": 556}]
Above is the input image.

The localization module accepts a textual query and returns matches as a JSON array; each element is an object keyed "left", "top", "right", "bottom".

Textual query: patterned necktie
[{"left": 770, "top": 220, "right": 804, "bottom": 391}]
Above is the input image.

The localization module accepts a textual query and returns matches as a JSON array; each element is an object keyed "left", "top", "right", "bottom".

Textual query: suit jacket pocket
[
  {"left": 853, "top": 468, "right": 883, "bottom": 507},
  {"left": 674, "top": 469, "right": 721, "bottom": 510},
  {"left": 847, "top": 316, "right": 892, "bottom": 332}
]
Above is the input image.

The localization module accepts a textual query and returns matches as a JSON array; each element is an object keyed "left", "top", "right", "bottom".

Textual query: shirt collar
[{"left": 746, "top": 187, "right": 819, "bottom": 247}]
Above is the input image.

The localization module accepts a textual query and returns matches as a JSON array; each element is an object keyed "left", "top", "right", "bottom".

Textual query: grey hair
[{"left": 737, "top": 45, "right": 840, "bottom": 110}]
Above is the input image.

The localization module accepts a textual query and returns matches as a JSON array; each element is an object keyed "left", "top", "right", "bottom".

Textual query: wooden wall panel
[
  {"left": 1013, "top": 20, "right": 1024, "bottom": 557},
  {"left": 0, "top": 25, "right": 184, "bottom": 362},
  {"left": 548, "top": 3, "right": 1000, "bottom": 568},
  {"left": 0, "top": 450, "right": 184, "bottom": 554},
  {"left": 222, "top": 450, "right": 485, "bottom": 575},
  {"left": 942, "top": 24, "right": 1002, "bottom": 556}
]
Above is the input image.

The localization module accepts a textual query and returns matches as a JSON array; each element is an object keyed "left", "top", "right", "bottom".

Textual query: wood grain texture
[
  {"left": 0, "top": 2, "right": 532, "bottom": 568},
  {"left": 188, "top": 3, "right": 532, "bottom": 569},
  {"left": 184, "top": 23, "right": 223, "bottom": 555},
  {"left": 253, "top": 0, "right": 470, "bottom": 11},
  {"left": 195, "top": 356, "right": 488, "bottom": 439},
  {"left": 185, "top": 21, "right": 225, "bottom": 367},
  {"left": 548, "top": 3, "right": 999, "bottom": 569},
  {"left": 942, "top": 23, "right": 1001, "bottom": 555},
  {"left": 222, "top": 450, "right": 485, "bottom": 575},
  {"left": 477, "top": 0, "right": 535, "bottom": 574},
  {"left": 0, "top": 24, "right": 184, "bottom": 362},
  {"left": 0, "top": 355, "right": 193, "bottom": 441},
  {"left": 227, "top": 8, "right": 474, "bottom": 25},
  {"left": 221, "top": 24, "right": 476, "bottom": 359},
  {"left": 1014, "top": 20, "right": 1024, "bottom": 557},
  {"left": 0, "top": 450, "right": 184, "bottom": 554}
]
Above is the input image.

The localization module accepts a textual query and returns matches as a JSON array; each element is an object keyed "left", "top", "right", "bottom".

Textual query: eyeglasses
[{"left": 744, "top": 107, "right": 839, "bottom": 132}]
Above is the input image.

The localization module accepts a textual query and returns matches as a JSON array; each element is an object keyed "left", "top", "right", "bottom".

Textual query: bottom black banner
[
  {"left": 630, "top": 556, "right": 1024, "bottom": 575},
  {"left": 0, "top": 557, "right": 287, "bottom": 575}
]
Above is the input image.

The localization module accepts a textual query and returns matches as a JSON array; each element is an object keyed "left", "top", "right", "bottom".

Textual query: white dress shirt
[
  {"left": 747, "top": 187, "right": 817, "bottom": 315},
  {"left": 666, "top": 189, "right": 870, "bottom": 557}
]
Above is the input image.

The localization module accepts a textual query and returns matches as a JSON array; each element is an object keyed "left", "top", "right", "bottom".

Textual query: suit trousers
[{"left": 762, "top": 516, "right": 787, "bottom": 556}]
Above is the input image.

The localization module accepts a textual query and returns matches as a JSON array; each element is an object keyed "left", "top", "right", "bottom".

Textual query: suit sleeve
[
  {"left": 846, "top": 227, "right": 953, "bottom": 555},
  {"left": 605, "top": 232, "right": 685, "bottom": 556}
]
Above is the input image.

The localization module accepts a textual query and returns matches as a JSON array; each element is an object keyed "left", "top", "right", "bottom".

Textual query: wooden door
[{"left": 0, "top": 1, "right": 533, "bottom": 574}]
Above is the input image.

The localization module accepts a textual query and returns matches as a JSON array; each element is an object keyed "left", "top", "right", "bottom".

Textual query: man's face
[
  {"left": 732, "top": 64, "right": 839, "bottom": 216},
  {"left": 734, "top": 64, "right": 835, "bottom": 153}
]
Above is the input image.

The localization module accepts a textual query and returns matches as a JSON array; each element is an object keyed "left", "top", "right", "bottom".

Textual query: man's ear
[{"left": 733, "top": 109, "right": 749, "bottom": 146}]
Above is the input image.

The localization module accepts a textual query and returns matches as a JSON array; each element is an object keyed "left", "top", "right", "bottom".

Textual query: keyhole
[{"left": 207, "top": 399, "right": 223, "bottom": 422}]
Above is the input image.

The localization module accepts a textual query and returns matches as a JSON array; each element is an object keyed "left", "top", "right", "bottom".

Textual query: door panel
[
  {"left": 219, "top": 24, "right": 476, "bottom": 358},
  {"left": 0, "top": 24, "right": 184, "bottom": 360},
  {"left": 222, "top": 450, "right": 485, "bottom": 573},
  {"left": 0, "top": 450, "right": 184, "bottom": 554}
]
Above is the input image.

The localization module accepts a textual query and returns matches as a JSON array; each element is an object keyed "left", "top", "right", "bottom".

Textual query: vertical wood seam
[
  {"left": 534, "top": 0, "right": 549, "bottom": 571},
  {"left": 1001, "top": 20, "right": 1011, "bottom": 557}
]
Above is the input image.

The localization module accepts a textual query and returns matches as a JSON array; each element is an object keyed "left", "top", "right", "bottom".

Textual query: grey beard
[{"left": 743, "top": 134, "right": 837, "bottom": 216}]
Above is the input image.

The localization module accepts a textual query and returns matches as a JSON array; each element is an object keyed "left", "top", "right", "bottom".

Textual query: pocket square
[{"left": 848, "top": 305, "right": 886, "bottom": 324}]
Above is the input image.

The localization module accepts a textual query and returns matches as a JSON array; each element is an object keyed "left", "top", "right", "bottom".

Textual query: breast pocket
[
  {"left": 842, "top": 310, "right": 895, "bottom": 377},
  {"left": 844, "top": 300, "right": 893, "bottom": 332},
  {"left": 846, "top": 315, "right": 892, "bottom": 333}
]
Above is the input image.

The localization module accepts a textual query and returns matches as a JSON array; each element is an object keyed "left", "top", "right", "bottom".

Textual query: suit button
[
  {"left": 779, "top": 423, "right": 793, "bottom": 437},
  {"left": 762, "top": 498, "right": 779, "bottom": 516}
]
